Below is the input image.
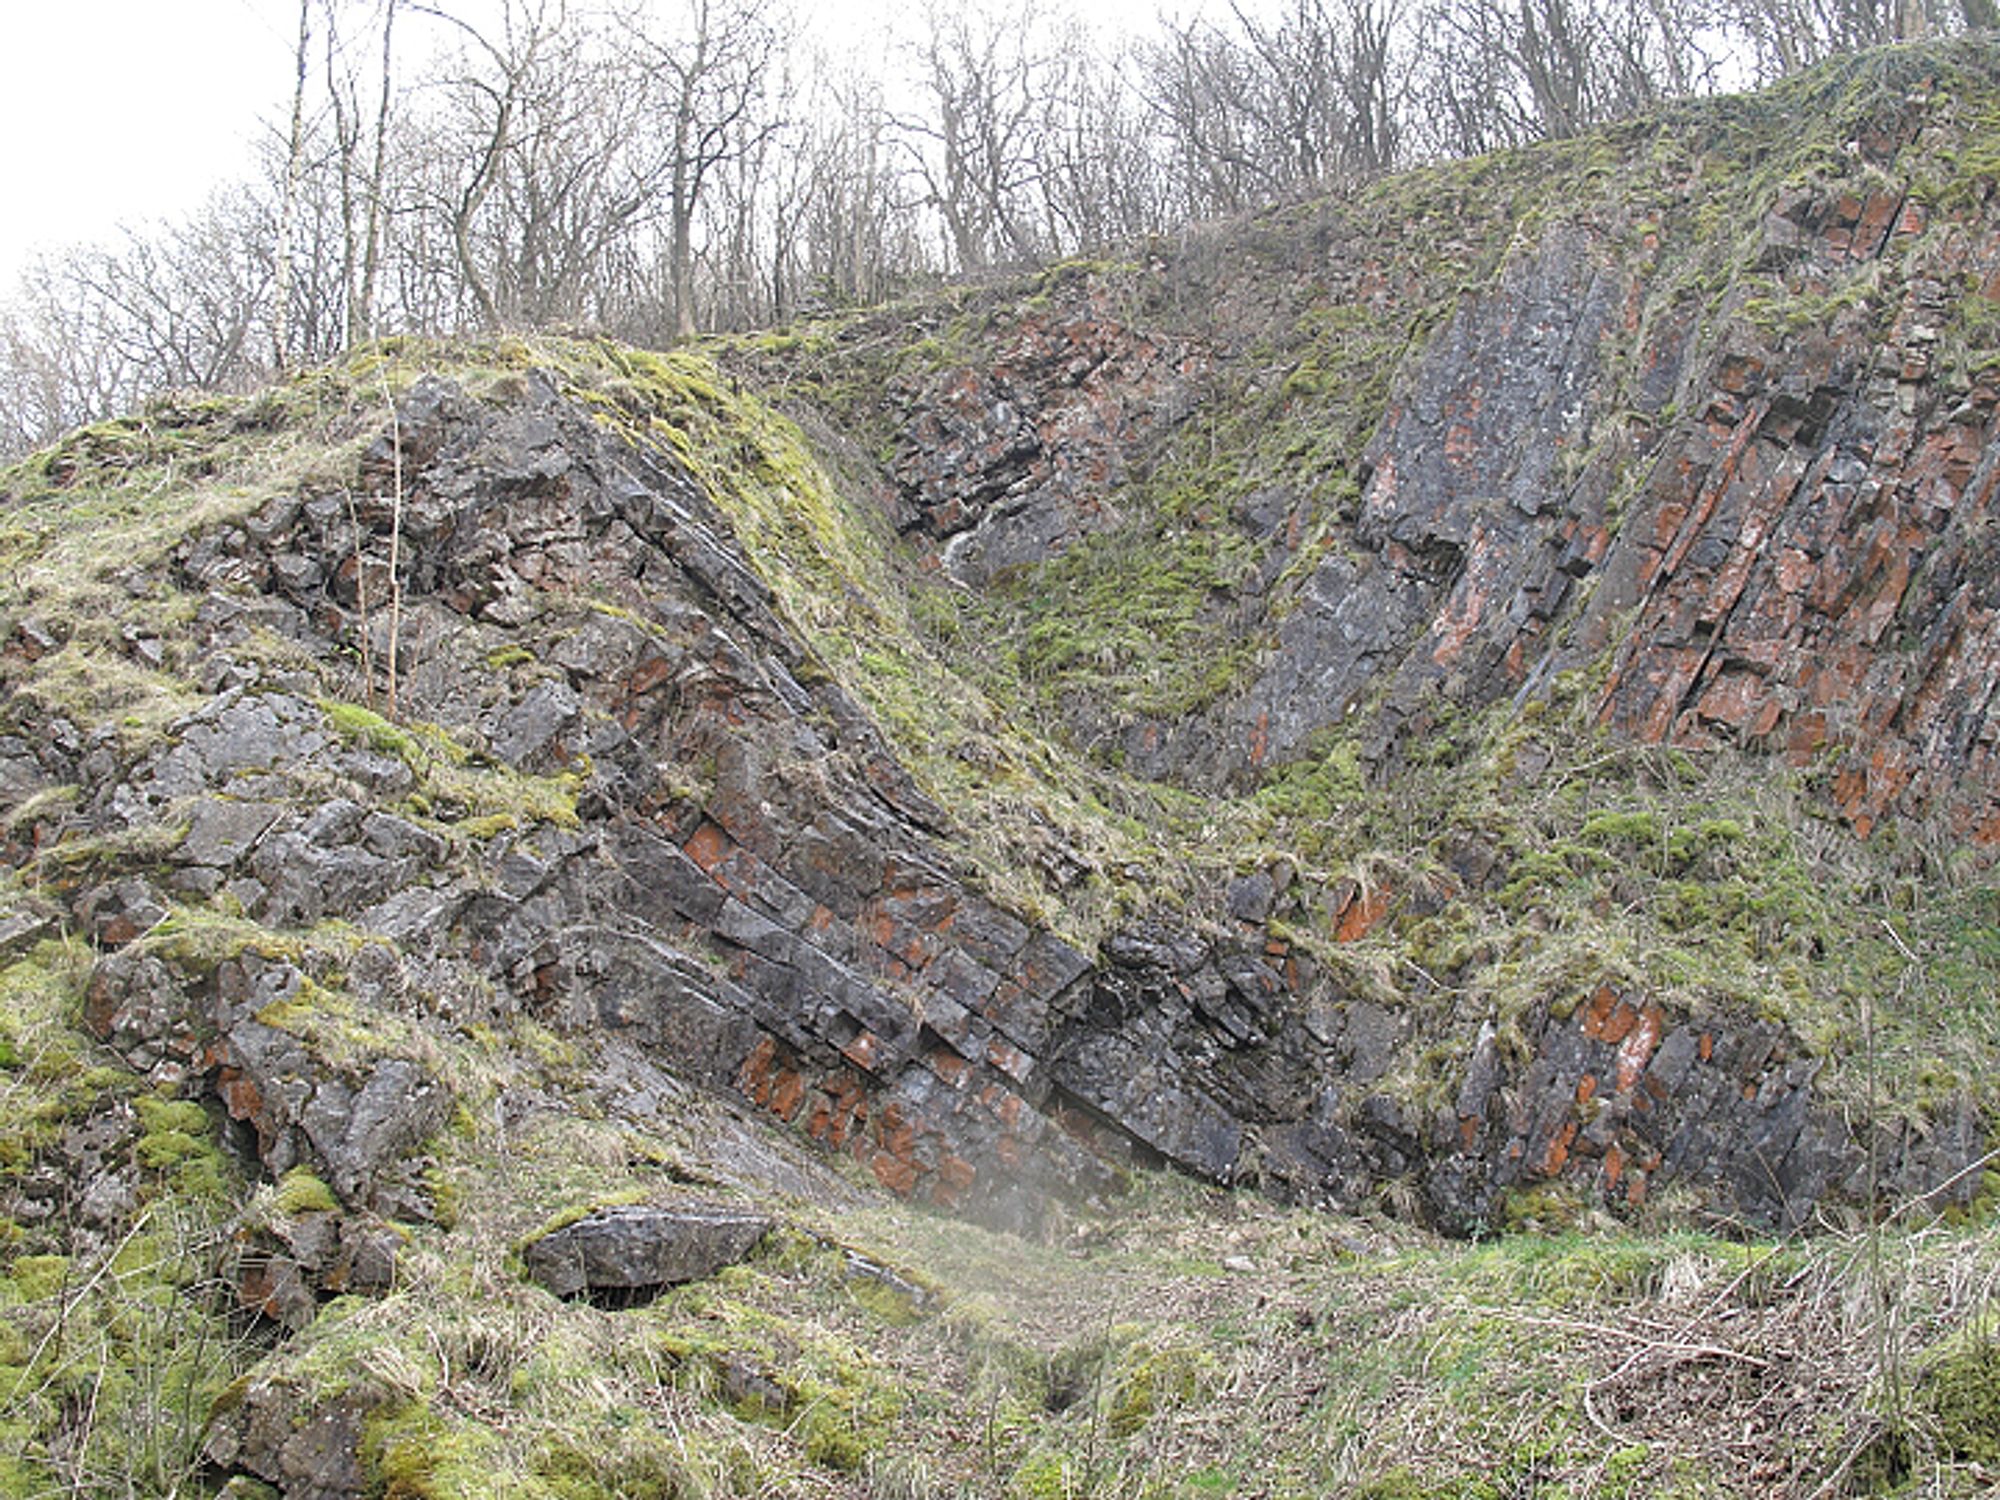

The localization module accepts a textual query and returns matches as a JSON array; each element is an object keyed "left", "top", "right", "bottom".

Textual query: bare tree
[
  {"left": 319, "top": 0, "right": 402, "bottom": 344},
  {"left": 406, "top": 0, "right": 567, "bottom": 329},
  {"left": 13, "top": 0, "right": 1992, "bottom": 460},
  {"left": 621, "top": 0, "right": 787, "bottom": 337},
  {"left": 786, "top": 65, "right": 929, "bottom": 310},
  {"left": 275, "top": 0, "right": 314, "bottom": 370},
  {"left": 894, "top": 0, "right": 1066, "bottom": 271},
  {"left": 1025, "top": 29, "right": 1171, "bottom": 251}
]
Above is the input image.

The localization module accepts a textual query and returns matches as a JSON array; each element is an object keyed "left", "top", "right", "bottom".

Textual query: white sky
[
  {"left": 0, "top": 0, "right": 1201, "bottom": 293},
  {"left": 0, "top": 0, "right": 295, "bottom": 285}
]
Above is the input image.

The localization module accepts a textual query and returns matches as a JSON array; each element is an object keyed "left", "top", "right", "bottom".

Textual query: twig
[
  {"left": 381, "top": 367, "right": 405, "bottom": 720},
  {"left": 1883, "top": 1144, "right": 2000, "bottom": 1225},
  {"left": 1803, "top": 1423, "right": 1880, "bottom": 1500},
  {"left": 1591, "top": 1231, "right": 1798, "bottom": 1397},
  {"left": 1877, "top": 916, "right": 1922, "bottom": 967},
  {"left": 1581, "top": 1380, "right": 1621, "bottom": 1442},
  {"left": 1492, "top": 1308, "right": 1771, "bottom": 1371},
  {"left": 18, "top": 1204, "right": 157, "bottom": 1380},
  {"left": 342, "top": 487, "right": 376, "bottom": 710}
]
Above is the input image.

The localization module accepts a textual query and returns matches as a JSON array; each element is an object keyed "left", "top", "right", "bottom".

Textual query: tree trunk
[{"left": 275, "top": 0, "right": 312, "bottom": 371}]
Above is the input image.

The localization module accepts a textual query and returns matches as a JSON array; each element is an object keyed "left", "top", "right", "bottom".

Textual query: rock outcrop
[{"left": 6, "top": 45, "right": 1999, "bottom": 1281}]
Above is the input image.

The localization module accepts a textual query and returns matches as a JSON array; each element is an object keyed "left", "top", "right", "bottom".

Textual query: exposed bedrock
[{"left": 52, "top": 341, "right": 1985, "bottom": 1238}]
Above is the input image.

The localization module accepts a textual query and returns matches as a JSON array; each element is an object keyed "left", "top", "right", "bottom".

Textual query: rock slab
[{"left": 521, "top": 1202, "right": 773, "bottom": 1300}]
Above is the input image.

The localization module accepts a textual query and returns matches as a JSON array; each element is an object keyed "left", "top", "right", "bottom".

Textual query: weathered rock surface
[
  {"left": 205, "top": 1385, "right": 378, "bottom": 1500},
  {"left": 33, "top": 324, "right": 1986, "bottom": 1244},
  {"left": 7, "top": 46, "right": 1998, "bottom": 1266},
  {"left": 521, "top": 1201, "right": 773, "bottom": 1301},
  {"left": 887, "top": 278, "right": 1204, "bottom": 585}
]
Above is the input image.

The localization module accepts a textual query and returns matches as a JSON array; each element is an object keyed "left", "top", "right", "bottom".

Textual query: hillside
[{"left": 2, "top": 38, "right": 1999, "bottom": 1499}]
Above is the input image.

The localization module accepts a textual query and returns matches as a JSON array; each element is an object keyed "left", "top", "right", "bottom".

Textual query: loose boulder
[{"left": 521, "top": 1201, "right": 773, "bottom": 1302}]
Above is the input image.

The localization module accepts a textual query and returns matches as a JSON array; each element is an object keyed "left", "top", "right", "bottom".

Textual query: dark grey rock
[
  {"left": 180, "top": 798, "right": 282, "bottom": 868},
  {"left": 1226, "top": 872, "right": 1276, "bottom": 923},
  {"left": 300, "top": 798, "right": 366, "bottom": 846},
  {"left": 359, "top": 887, "right": 464, "bottom": 950},
  {"left": 333, "top": 1218, "right": 402, "bottom": 1292},
  {"left": 205, "top": 1385, "right": 377, "bottom": 1500},
  {"left": 489, "top": 679, "right": 581, "bottom": 767},
  {"left": 0, "top": 908, "right": 53, "bottom": 960},
  {"left": 13, "top": 616, "right": 59, "bottom": 656},
  {"left": 270, "top": 553, "right": 324, "bottom": 594},
  {"left": 83, "top": 950, "right": 192, "bottom": 1069},
  {"left": 521, "top": 1201, "right": 772, "bottom": 1300},
  {"left": 298, "top": 1058, "right": 452, "bottom": 1210},
  {"left": 33, "top": 338, "right": 1976, "bottom": 1250},
  {"left": 75, "top": 877, "right": 167, "bottom": 946},
  {"left": 0, "top": 736, "right": 52, "bottom": 804},
  {"left": 360, "top": 811, "right": 446, "bottom": 864},
  {"left": 77, "top": 1169, "right": 140, "bottom": 1230},
  {"left": 169, "top": 866, "right": 226, "bottom": 897},
  {"left": 1103, "top": 922, "right": 1208, "bottom": 973},
  {"left": 252, "top": 833, "right": 414, "bottom": 928},
  {"left": 178, "top": 694, "right": 330, "bottom": 786}
]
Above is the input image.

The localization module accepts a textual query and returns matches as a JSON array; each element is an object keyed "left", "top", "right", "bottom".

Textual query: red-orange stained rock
[
  {"left": 218, "top": 1068, "right": 264, "bottom": 1125},
  {"left": 1335, "top": 885, "right": 1391, "bottom": 942},
  {"left": 1615, "top": 1004, "right": 1665, "bottom": 1093},
  {"left": 683, "top": 820, "right": 731, "bottom": 873},
  {"left": 826, "top": 1084, "right": 866, "bottom": 1149},
  {"left": 1429, "top": 583, "right": 1486, "bottom": 668},
  {"left": 738, "top": 1036, "right": 777, "bottom": 1105},
  {"left": 927, "top": 1049, "right": 970, "bottom": 1088},
  {"left": 769, "top": 1068, "right": 806, "bottom": 1121},
  {"left": 1537, "top": 1120, "right": 1578, "bottom": 1176},
  {"left": 1855, "top": 190, "right": 1901, "bottom": 252},
  {"left": 1715, "top": 353, "right": 1763, "bottom": 394},
  {"left": 986, "top": 1041, "right": 1030, "bottom": 1085},
  {"left": 870, "top": 1152, "right": 918, "bottom": 1195},
  {"left": 839, "top": 1030, "right": 882, "bottom": 1071},
  {"left": 805, "top": 1096, "right": 834, "bottom": 1141},
  {"left": 865, "top": 908, "right": 898, "bottom": 953},
  {"left": 1580, "top": 984, "right": 1619, "bottom": 1039},
  {"left": 877, "top": 1104, "right": 917, "bottom": 1159},
  {"left": 625, "top": 655, "right": 675, "bottom": 697},
  {"left": 1584, "top": 990, "right": 1640, "bottom": 1046},
  {"left": 1695, "top": 670, "right": 1767, "bottom": 731},
  {"left": 237, "top": 1263, "right": 289, "bottom": 1319},
  {"left": 1786, "top": 712, "right": 1828, "bottom": 763},
  {"left": 1603, "top": 1142, "right": 1626, "bottom": 1191},
  {"left": 1576, "top": 1075, "right": 1599, "bottom": 1105}
]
